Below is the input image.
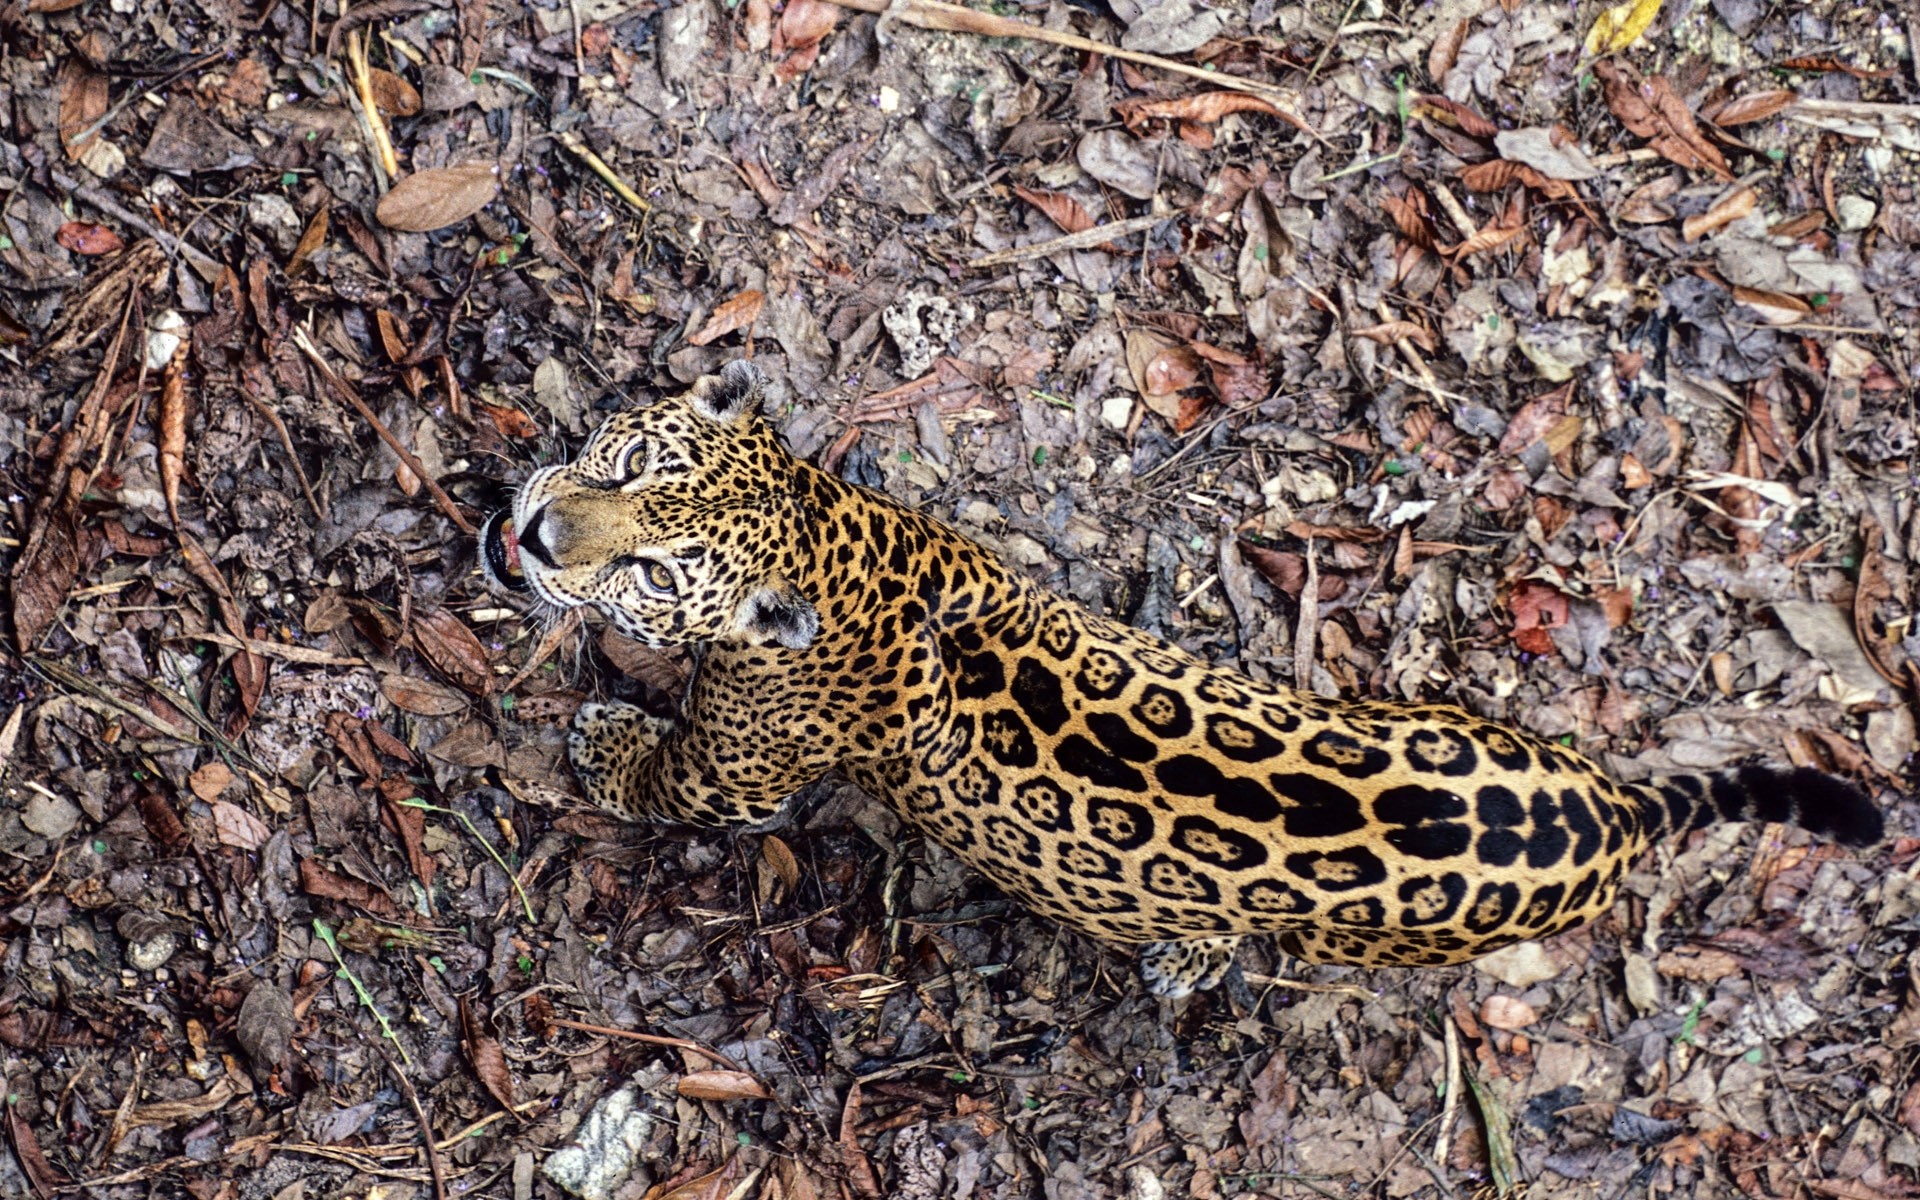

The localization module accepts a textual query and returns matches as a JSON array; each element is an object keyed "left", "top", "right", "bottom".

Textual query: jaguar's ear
[
  {"left": 687, "top": 359, "right": 768, "bottom": 426},
  {"left": 737, "top": 581, "right": 819, "bottom": 650}
]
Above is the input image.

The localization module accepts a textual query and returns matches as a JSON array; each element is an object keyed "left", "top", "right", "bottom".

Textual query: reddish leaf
[
  {"left": 55, "top": 222, "right": 124, "bottom": 255},
  {"left": 476, "top": 400, "right": 541, "bottom": 438},
  {"left": 1508, "top": 580, "right": 1568, "bottom": 655},
  {"left": 688, "top": 289, "right": 766, "bottom": 346},
  {"left": 299, "top": 859, "right": 401, "bottom": 917},
  {"left": 1012, "top": 186, "right": 1095, "bottom": 234}
]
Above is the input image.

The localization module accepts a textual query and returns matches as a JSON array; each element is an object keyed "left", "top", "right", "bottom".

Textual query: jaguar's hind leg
[
  {"left": 1138, "top": 936, "right": 1242, "bottom": 999},
  {"left": 569, "top": 701, "right": 679, "bottom": 819}
]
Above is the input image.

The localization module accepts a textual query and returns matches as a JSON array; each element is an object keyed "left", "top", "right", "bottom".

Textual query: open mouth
[{"left": 480, "top": 509, "right": 529, "bottom": 593}]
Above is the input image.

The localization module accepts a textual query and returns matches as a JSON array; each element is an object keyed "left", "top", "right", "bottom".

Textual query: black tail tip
[{"left": 1778, "top": 766, "right": 1885, "bottom": 848}]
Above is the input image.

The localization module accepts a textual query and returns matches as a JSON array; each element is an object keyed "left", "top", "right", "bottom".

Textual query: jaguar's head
[{"left": 480, "top": 360, "right": 820, "bottom": 651}]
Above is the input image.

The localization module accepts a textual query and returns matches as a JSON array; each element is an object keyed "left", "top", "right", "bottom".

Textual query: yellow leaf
[{"left": 1585, "top": 0, "right": 1663, "bottom": 54}]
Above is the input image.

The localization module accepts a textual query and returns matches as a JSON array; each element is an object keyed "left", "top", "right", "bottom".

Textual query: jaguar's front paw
[{"left": 569, "top": 702, "right": 677, "bottom": 818}]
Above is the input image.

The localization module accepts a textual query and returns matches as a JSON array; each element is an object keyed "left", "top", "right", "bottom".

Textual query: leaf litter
[{"left": 0, "top": 0, "right": 1917, "bottom": 1197}]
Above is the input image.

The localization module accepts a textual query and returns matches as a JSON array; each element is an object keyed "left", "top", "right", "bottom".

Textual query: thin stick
[
  {"left": 1434, "top": 1012, "right": 1462, "bottom": 1171},
  {"left": 378, "top": 1045, "right": 449, "bottom": 1200},
  {"left": 291, "top": 328, "right": 476, "bottom": 534},
  {"left": 242, "top": 390, "right": 327, "bottom": 520},
  {"left": 824, "top": 0, "right": 1317, "bottom": 128},
  {"left": 556, "top": 130, "right": 652, "bottom": 214},
  {"left": 547, "top": 1016, "right": 751, "bottom": 1074},
  {"left": 967, "top": 213, "right": 1163, "bottom": 268}
]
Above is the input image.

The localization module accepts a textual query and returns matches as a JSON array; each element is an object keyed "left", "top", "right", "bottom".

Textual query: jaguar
[{"left": 480, "top": 360, "right": 1885, "bottom": 997}]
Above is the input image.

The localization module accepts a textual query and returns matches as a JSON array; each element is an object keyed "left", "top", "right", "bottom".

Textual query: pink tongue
[{"left": 503, "top": 519, "right": 522, "bottom": 573}]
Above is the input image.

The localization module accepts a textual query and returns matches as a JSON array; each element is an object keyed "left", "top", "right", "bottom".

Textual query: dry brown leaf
[
  {"left": 366, "top": 67, "right": 421, "bottom": 116},
  {"left": 1428, "top": 18, "right": 1469, "bottom": 82},
  {"left": 645, "top": 1162, "right": 741, "bottom": 1200},
  {"left": 777, "top": 0, "right": 840, "bottom": 51},
  {"left": 1593, "top": 61, "right": 1732, "bottom": 180},
  {"left": 1708, "top": 89, "right": 1796, "bottom": 127},
  {"left": 411, "top": 608, "right": 494, "bottom": 696},
  {"left": 1348, "top": 321, "right": 1436, "bottom": 351},
  {"left": 761, "top": 834, "right": 801, "bottom": 893},
  {"left": 374, "top": 163, "right": 500, "bottom": 232},
  {"left": 1681, "top": 185, "right": 1755, "bottom": 240},
  {"left": 1116, "top": 91, "right": 1283, "bottom": 130},
  {"left": 1448, "top": 223, "right": 1524, "bottom": 258},
  {"left": 159, "top": 338, "right": 189, "bottom": 529},
  {"left": 1508, "top": 580, "right": 1569, "bottom": 655},
  {"left": 212, "top": 800, "right": 271, "bottom": 850},
  {"left": 677, "top": 1070, "right": 772, "bottom": 1101},
  {"left": 599, "top": 630, "right": 690, "bottom": 694},
  {"left": 381, "top": 673, "right": 470, "bottom": 716},
  {"left": 1282, "top": 521, "right": 1384, "bottom": 543},
  {"left": 1379, "top": 190, "right": 1438, "bottom": 251},
  {"left": 57, "top": 45, "right": 109, "bottom": 161},
  {"left": 1617, "top": 174, "right": 1681, "bottom": 223},
  {"left": 287, "top": 200, "right": 331, "bottom": 275},
  {"left": 460, "top": 996, "right": 518, "bottom": 1113},
  {"left": 688, "top": 289, "right": 766, "bottom": 346},
  {"left": 189, "top": 761, "right": 235, "bottom": 802},
  {"left": 299, "top": 859, "right": 401, "bottom": 917},
  {"left": 1457, "top": 159, "right": 1577, "bottom": 201},
  {"left": 1011, "top": 186, "right": 1095, "bottom": 234},
  {"left": 375, "top": 309, "right": 412, "bottom": 362},
  {"left": 1730, "top": 285, "right": 1812, "bottom": 325},
  {"left": 1417, "top": 94, "right": 1499, "bottom": 138}
]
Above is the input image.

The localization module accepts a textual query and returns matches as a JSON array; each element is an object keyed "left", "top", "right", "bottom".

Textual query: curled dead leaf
[
  {"left": 1116, "top": 91, "right": 1284, "bottom": 131},
  {"left": 375, "top": 163, "right": 500, "bottom": 232},
  {"left": 677, "top": 1070, "right": 772, "bottom": 1101},
  {"left": 1681, "top": 186, "right": 1755, "bottom": 241},
  {"left": 688, "top": 289, "right": 766, "bottom": 346},
  {"left": 1707, "top": 89, "right": 1797, "bottom": 127}
]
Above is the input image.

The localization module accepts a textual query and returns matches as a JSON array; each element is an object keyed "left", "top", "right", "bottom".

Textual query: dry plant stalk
[{"left": 823, "top": 0, "right": 1314, "bottom": 129}]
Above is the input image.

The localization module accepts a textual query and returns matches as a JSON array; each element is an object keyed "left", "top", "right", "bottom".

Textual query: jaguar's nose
[{"left": 517, "top": 505, "right": 558, "bottom": 569}]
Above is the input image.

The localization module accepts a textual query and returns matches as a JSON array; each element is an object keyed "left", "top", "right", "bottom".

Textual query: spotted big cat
[{"left": 480, "top": 360, "right": 1885, "bottom": 997}]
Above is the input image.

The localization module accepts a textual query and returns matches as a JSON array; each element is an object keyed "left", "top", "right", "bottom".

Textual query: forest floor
[{"left": 2, "top": 0, "right": 1920, "bottom": 1196}]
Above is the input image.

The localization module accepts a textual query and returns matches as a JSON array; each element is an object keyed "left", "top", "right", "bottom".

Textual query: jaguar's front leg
[
  {"left": 568, "top": 700, "right": 816, "bottom": 827},
  {"left": 569, "top": 701, "right": 680, "bottom": 820}
]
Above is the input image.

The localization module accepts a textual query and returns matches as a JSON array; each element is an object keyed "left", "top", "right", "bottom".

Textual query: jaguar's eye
[
  {"left": 641, "top": 560, "right": 676, "bottom": 595},
  {"left": 613, "top": 439, "right": 648, "bottom": 484}
]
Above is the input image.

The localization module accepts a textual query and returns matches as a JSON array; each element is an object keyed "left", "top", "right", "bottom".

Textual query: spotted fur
[{"left": 483, "top": 361, "right": 1885, "bottom": 998}]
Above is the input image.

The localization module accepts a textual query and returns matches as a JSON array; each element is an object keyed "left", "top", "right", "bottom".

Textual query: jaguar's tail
[{"left": 1629, "top": 765, "right": 1884, "bottom": 848}]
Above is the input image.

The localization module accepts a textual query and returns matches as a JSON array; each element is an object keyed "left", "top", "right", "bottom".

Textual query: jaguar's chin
[{"left": 479, "top": 509, "right": 529, "bottom": 594}]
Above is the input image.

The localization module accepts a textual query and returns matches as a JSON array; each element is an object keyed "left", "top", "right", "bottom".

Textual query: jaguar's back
[{"left": 483, "top": 361, "right": 1885, "bottom": 997}]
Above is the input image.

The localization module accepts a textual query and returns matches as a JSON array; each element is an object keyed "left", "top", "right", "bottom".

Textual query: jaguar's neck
[{"left": 791, "top": 458, "right": 1038, "bottom": 634}]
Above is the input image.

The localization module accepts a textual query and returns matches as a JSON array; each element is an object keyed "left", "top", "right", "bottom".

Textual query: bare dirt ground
[{"left": 3, "top": 0, "right": 1920, "bottom": 1195}]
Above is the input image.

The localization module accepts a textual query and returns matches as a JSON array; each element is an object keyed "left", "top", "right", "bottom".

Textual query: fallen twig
[
  {"left": 967, "top": 213, "right": 1164, "bottom": 268},
  {"left": 824, "top": 0, "right": 1315, "bottom": 126},
  {"left": 292, "top": 327, "right": 476, "bottom": 534}
]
